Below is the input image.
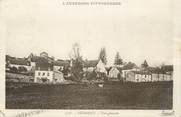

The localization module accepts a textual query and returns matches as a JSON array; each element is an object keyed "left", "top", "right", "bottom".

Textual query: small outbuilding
[{"left": 108, "top": 67, "right": 121, "bottom": 81}]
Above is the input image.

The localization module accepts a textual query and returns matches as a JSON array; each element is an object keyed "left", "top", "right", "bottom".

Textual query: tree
[
  {"left": 160, "top": 65, "right": 173, "bottom": 73},
  {"left": 10, "top": 66, "right": 18, "bottom": 73},
  {"left": 69, "top": 43, "right": 81, "bottom": 60},
  {"left": 69, "top": 43, "right": 84, "bottom": 81},
  {"left": 98, "top": 47, "right": 107, "bottom": 65},
  {"left": 62, "top": 66, "right": 70, "bottom": 76},
  {"left": 18, "top": 66, "right": 27, "bottom": 73},
  {"left": 114, "top": 52, "right": 123, "bottom": 65},
  {"left": 123, "top": 62, "right": 136, "bottom": 70}
]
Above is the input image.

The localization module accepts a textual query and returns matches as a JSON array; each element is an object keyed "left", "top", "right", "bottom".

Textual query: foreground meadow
[{"left": 6, "top": 81, "right": 173, "bottom": 109}]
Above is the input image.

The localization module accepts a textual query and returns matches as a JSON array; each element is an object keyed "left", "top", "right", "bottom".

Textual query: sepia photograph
[{"left": 1, "top": 0, "right": 176, "bottom": 112}]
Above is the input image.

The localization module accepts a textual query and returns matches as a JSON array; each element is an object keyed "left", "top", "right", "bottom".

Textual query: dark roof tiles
[
  {"left": 53, "top": 60, "right": 70, "bottom": 67},
  {"left": 9, "top": 58, "right": 30, "bottom": 66},
  {"left": 83, "top": 60, "right": 98, "bottom": 67},
  {"left": 35, "top": 62, "right": 53, "bottom": 71}
]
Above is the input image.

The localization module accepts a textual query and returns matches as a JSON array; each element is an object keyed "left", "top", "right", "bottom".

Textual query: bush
[
  {"left": 10, "top": 67, "right": 18, "bottom": 73},
  {"left": 18, "top": 66, "right": 28, "bottom": 73},
  {"left": 86, "top": 71, "right": 97, "bottom": 81}
]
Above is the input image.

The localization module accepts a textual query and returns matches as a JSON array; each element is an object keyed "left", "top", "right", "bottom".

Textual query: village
[
  {"left": 5, "top": 47, "right": 173, "bottom": 85},
  {"left": 3, "top": 0, "right": 175, "bottom": 110},
  {"left": 5, "top": 45, "right": 173, "bottom": 109}
]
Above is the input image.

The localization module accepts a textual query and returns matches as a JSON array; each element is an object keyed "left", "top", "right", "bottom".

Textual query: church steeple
[{"left": 141, "top": 60, "right": 149, "bottom": 69}]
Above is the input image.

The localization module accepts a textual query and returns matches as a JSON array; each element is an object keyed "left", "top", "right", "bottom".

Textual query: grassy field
[{"left": 6, "top": 81, "right": 173, "bottom": 109}]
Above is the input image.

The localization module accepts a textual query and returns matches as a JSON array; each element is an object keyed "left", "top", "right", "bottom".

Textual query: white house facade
[
  {"left": 34, "top": 70, "right": 54, "bottom": 83},
  {"left": 34, "top": 60, "right": 54, "bottom": 83},
  {"left": 95, "top": 60, "right": 107, "bottom": 74},
  {"left": 53, "top": 71, "right": 65, "bottom": 83},
  {"left": 108, "top": 67, "right": 120, "bottom": 78},
  {"left": 134, "top": 73, "right": 152, "bottom": 82}
]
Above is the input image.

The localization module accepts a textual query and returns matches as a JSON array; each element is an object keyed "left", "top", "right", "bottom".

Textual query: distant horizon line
[{"left": 6, "top": 51, "right": 173, "bottom": 67}]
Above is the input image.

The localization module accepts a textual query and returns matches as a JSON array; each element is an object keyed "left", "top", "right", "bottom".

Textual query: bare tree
[
  {"left": 69, "top": 43, "right": 81, "bottom": 60},
  {"left": 69, "top": 43, "right": 83, "bottom": 82}
]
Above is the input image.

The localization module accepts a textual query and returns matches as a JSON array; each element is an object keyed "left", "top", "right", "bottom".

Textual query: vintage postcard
[{"left": 0, "top": 0, "right": 181, "bottom": 116}]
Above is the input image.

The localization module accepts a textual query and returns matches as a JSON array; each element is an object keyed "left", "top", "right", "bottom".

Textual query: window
[
  {"left": 38, "top": 72, "right": 41, "bottom": 76},
  {"left": 42, "top": 72, "right": 45, "bottom": 76},
  {"left": 47, "top": 72, "right": 49, "bottom": 76},
  {"left": 36, "top": 77, "right": 41, "bottom": 83}
]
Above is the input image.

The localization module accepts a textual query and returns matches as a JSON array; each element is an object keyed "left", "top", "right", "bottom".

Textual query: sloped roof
[
  {"left": 95, "top": 60, "right": 107, "bottom": 73},
  {"left": 9, "top": 58, "right": 30, "bottom": 66},
  {"left": 35, "top": 62, "right": 53, "bottom": 71},
  {"left": 53, "top": 60, "right": 70, "bottom": 67},
  {"left": 141, "top": 66, "right": 173, "bottom": 74},
  {"left": 6, "top": 55, "right": 15, "bottom": 62},
  {"left": 30, "top": 56, "right": 49, "bottom": 63},
  {"left": 161, "top": 65, "right": 173, "bottom": 72},
  {"left": 47, "top": 56, "right": 54, "bottom": 61},
  {"left": 109, "top": 67, "right": 120, "bottom": 73},
  {"left": 40, "top": 51, "right": 48, "bottom": 55},
  {"left": 132, "top": 70, "right": 151, "bottom": 75},
  {"left": 83, "top": 60, "right": 98, "bottom": 67},
  {"left": 146, "top": 67, "right": 160, "bottom": 73}
]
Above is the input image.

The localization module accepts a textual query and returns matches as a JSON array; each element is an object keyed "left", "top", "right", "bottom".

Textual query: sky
[{"left": 3, "top": 0, "right": 173, "bottom": 66}]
